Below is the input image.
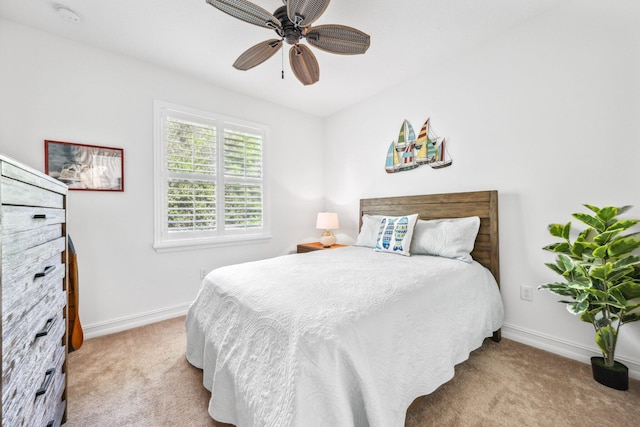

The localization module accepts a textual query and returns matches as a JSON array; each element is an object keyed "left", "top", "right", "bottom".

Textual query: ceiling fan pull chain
[{"left": 281, "top": 45, "right": 285, "bottom": 79}]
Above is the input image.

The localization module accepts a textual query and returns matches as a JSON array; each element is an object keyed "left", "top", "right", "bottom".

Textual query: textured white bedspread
[{"left": 186, "top": 246, "right": 503, "bottom": 427}]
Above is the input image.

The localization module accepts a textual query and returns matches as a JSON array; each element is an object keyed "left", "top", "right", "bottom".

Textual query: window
[{"left": 153, "top": 101, "right": 269, "bottom": 251}]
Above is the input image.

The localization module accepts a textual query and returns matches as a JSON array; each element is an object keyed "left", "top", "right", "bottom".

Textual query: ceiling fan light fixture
[{"left": 205, "top": 0, "right": 368, "bottom": 85}]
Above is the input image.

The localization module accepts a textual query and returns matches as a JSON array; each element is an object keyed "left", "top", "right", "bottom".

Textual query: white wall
[
  {"left": 0, "top": 19, "right": 325, "bottom": 336},
  {"left": 324, "top": 1, "right": 640, "bottom": 376}
]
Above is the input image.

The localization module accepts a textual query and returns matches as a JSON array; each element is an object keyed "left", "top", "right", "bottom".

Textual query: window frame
[{"left": 153, "top": 100, "right": 270, "bottom": 252}]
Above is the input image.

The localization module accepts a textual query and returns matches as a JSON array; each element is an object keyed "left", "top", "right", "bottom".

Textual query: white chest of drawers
[{"left": 1, "top": 154, "right": 68, "bottom": 427}]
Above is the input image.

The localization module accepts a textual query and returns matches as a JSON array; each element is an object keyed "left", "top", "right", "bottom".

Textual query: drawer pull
[
  {"left": 34, "top": 265, "right": 56, "bottom": 279},
  {"left": 35, "top": 317, "right": 56, "bottom": 339},
  {"left": 33, "top": 214, "right": 47, "bottom": 219},
  {"left": 35, "top": 368, "right": 55, "bottom": 398}
]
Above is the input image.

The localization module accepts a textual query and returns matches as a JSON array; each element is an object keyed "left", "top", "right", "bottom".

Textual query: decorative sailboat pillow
[{"left": 374, "top": 214, "right": 419, "bottom": 256}]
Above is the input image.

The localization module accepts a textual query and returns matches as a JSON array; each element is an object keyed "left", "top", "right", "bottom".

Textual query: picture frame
[{"left": 44, "top": 140, "right": 124, "bottom": 191}]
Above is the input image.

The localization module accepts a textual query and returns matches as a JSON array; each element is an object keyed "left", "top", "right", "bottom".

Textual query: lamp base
[{"left": 320, "top": 231, "right": 336, "bottom": 248}]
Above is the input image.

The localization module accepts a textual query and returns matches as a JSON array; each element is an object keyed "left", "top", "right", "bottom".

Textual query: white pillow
[
  {"left": 354, "top": 214, "right": 383, "bottom": 248},
  {"left": 374, "top": 214, "right": 418, "bottom": 256},
  {"left": 410, "top": 216, "right": 480, "bottom": 262}
]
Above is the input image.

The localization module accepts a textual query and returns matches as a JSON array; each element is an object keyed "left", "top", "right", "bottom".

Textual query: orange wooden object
[{"left": 68, "top": 237, "right": 84, "bottom": 351}]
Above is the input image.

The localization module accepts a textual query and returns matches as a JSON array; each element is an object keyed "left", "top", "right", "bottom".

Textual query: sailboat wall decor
[{"left": 385, "top": 118, "right": 452, "bottom": 173}]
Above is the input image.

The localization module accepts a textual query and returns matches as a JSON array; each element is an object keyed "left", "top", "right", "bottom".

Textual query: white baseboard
[
  {"left": 83, "top": 303, "right": 190, "bottom": 339},
  {"left": 502, "top": 323, "right": 640, "bottom": 380}
]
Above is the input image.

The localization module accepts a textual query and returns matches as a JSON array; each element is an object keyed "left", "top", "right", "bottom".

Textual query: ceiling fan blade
[
  {"left": 206, "top": 0, "right": 281, "bottom": 30},
  {"left": 305, "top": 24, "right": 370, "bottom": 55},
  {"left": 233, "top": 39, "right": 283, "bottom": 70},
  {"left": 289, "top": 44, "right": 319, "bottom": 85},
  {"left": 287, "top": 0, "right": 330, "bottom": 28}
]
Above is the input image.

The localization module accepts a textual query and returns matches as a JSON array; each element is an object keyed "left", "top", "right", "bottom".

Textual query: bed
[{"left": 186, "top": 190, "right": 503, "bottom": 427}]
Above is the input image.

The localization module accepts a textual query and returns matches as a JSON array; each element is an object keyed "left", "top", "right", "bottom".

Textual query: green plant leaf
[
  {"left": 606, "top": 266, "right": 634, "bottom": 284},
  {"left": 580, "top": 310, "right": 596, "bottom": 323},
  {"left": 567, "top": 278, "right": 591, "bottom": 290},
  {"left": 585, "top": 288, "right": 607, "bottom": 299},
  {"left": 573, "top": 212, "right": 606, "bottom": 232},
  {"left": 590, "top": 263, "right": 613, "bottom": 280},
  {"left": 557, "top": 254, "right": 574, "bottom": 273},
  {"left": 583, "top": 204, "right": 600, "bottom": 215},
  {"left": 595, "top": 316, "right": 613, "bottom": 328},
  {"left": 622, "top": 312, "right": 640, "bottom": 324},
  {"left": 592, "top": 245, "right": 608, "bottom": 259},
  {"left": 543, "top": 243, "right": 560, "bottom": 252},
  {"left": 597, "top": 206, "right": 618, "bottom": 223},
  {"left": 610, "top": 289, "right": 628, "bottom": 306},
  {"left": 607, "top": 219, "right": 639, "bottom": 231},
  {"left": 539, "top": 282, "right": 576, "bottom": 297},
  {"left": 571, "top": 241, "right": 585, "bottom": 258},
  {"left": 594, "top": 229, "right": 623, "bottom": 245},
  {"left": 553, "top": 242, "right": 571, "bottom": 253},
  {"left": 612, "top": 280, "right": 640, "bottom": 299},
  {"left": 543, "top": 242, "right": 571, "bottom": 254},
  {"left": 608, "top": 237, "right": 640, "bottom": 257},
  {"left": 592, "top": 300, "right": 626, "bottom": 310},
  {"left": 567, "top": 300, "right": 588, "bottom": 314},
  {"left": 548, "top": 223, "right": 566, "bottom": 238},
  {"left": 595, "top": 325, "right": 617, "bottom": 355},
  {"left": 612, "top": 255, "right": 640, "bottom": 269},
  {"left": 544, "top": 262, "right": 564, "bottom": 275},
  {"left": 576, "top": 292, "right": 590, "bottom": 302}
]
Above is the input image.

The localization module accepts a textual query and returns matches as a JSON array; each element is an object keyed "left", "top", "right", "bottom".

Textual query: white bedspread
[{"left": 186, "top": 246, "right": 504, "bottom": 427}]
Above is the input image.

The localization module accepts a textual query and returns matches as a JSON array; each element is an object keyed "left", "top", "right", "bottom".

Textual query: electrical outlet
[
  {"left": 200, "top": 268, "right": 207, "bottom": 279},
  {"left": 520, "top": 285, "right": 533, "bottom": 302}
]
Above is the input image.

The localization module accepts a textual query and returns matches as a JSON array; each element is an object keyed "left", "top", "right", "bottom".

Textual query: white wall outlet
[
  {"left": 200, "top": 268, "right": 207, "bottom": 279},
  {"left": 520, "top": 285, "right": 534, "bottom": 301}
]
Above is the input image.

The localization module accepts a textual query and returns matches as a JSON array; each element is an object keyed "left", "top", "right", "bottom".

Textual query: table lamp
[{"left": 316, "top": 212, "right": 339, "bottom": 247}]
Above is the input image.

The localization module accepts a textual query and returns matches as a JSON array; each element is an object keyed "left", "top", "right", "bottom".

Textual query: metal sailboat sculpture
[{"left": 385, "top": 118, "right": 452, "bottom": 173}]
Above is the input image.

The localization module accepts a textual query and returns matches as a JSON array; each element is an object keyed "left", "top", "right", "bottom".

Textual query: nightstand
[{"left": 296, "top": 242, "right": 347, "bottom": 253}]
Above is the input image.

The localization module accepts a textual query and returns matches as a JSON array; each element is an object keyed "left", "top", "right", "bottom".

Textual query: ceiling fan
[{"left": 205, "top": 0, "right": 371, "bottom": 85}]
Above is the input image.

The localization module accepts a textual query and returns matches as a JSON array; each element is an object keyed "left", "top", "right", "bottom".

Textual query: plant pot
[{"left": 591, "top": 356, "right": 629, "bottom": 391}]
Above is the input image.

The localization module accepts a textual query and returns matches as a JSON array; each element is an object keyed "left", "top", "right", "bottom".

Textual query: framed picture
[{"left": 44, "top": 140, "right": 124, "bottom": 191}]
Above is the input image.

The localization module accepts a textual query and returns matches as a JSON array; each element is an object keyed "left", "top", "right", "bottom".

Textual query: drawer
[
  {"left": 1, "top": 236, "right": 65, "bottom": 301},
  {"left": 1, "top": 176, "right": 64, "bottom": 208},
  {"left": 39, "top": 374, "right": 66, "bottom": 427},
  {"left": 1, "top": 205, "right": 65, "bottom": 234},
  {"left": 2, "top": 287, "right": 66, "bottom": 390},
  {"left": 1, "top": 160, "right": 67, "bottom": 196},
  {"left": 32, "top": 358, "right": 66, "bottom": 427},
  {"left": 2, "top": 344, "right": 66, "bottom": 427},
  {"left": 2, "top": 252, "right": 65, "bottom": 332},
  {"left": 2, "top": 224, "right": 64, "bottom": 257}
]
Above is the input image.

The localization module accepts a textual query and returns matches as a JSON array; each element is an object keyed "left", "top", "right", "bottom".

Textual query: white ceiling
[{"left": 0, "top": 0, "right": 562, "bottom": 117}]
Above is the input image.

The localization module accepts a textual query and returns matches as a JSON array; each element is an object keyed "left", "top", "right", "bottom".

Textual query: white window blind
[
  {"left": 223, "top": 129, "right": 263, "bottom": 230},
  {"left": 167, "top": 117, "right": 217, "bottom": 233},
  {"left": 153, "top": 101, "right": 270, "bottom": 251}
]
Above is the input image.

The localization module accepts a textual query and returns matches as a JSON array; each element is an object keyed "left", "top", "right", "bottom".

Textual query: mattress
[{"left": 186, "top": 246, "right": 504, "bottom": 427}]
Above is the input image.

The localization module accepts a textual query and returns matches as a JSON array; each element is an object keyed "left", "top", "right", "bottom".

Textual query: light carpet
[{"left": 66, "top": 317, "right": 639, "bottom": 426}]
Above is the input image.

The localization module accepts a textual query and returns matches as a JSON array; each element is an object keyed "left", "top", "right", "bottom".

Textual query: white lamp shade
[{"left": 316, "top": 212, "right": 339, "bottom": 230}]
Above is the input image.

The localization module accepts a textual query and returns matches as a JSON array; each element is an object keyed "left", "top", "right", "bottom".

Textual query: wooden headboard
[{"left": 359, "top": 190, "right": 500, "bottom": 287}]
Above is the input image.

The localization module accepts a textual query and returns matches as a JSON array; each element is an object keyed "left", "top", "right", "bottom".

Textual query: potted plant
[{"left": 539, "top": 204, "right": 640, "bottom": 390}]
